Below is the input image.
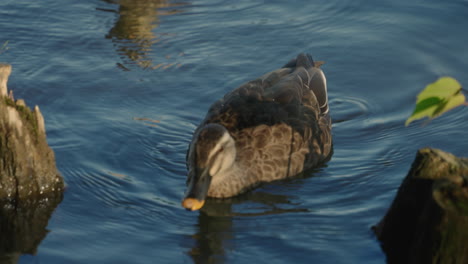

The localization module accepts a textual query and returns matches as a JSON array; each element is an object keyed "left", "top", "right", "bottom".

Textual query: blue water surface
[{"left": 1, "top": 0, "right": 468, "bottom": 263}]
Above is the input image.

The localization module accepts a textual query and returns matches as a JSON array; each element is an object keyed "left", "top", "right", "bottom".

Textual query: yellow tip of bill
[{"left": 182, "top": 198, "right": 205, "bottom": 211}]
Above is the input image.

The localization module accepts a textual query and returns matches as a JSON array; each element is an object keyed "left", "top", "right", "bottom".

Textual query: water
[{"left": 1, "top": 0, "right": 468, "bottom": 263}]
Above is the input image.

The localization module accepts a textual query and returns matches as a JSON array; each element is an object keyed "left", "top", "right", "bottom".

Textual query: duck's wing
[
  {"left": 203, "top": 53, "right": 329, "bottom": 132},
  {"left": 190, "top": 54, "right": 332, "bottom": 177},
  {"left": 280, "top": 53, "right": 328, "bottom": 115},
  {"left": 260, "top": 53, "right": 328, "bottom": 114}
]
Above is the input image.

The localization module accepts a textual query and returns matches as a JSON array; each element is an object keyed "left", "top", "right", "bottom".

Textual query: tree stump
[
  {"left": 0, "top": 63, "right": 64, "bottom": 261},
  {"left": 0, "top": 63, "right": 63, "bottom": 201},
  {"left": 374, "top": 148, "right": 468, "bottom": 264}
]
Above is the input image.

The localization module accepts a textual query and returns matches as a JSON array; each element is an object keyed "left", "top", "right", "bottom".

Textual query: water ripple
[{"left": 330, "top": 96, "right": 370, "bottom": 124}]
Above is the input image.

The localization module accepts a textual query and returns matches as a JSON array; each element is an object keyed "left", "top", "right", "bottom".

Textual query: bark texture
[
  {"left": 374, "top": 148, "right": 468, "bottom": 264},
  {"left": 0, "top": 63, "right": 64, "bottom": 262},
  {"left": 0, "top": 63, "right": 63, "bottom": 201}
]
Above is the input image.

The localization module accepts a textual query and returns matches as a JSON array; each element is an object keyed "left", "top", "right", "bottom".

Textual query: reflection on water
[
  {"left": 101, "top": 0, "right": 188, "bottom": 70},
  {"left": 188, "top": 191, "right": 308, "bottom": 263},
  {"left": 189, "top": 210, "right": 233, "bottom": 264},
  {"left": 0, "top": 196, "right": 62, "bottom": 264}
]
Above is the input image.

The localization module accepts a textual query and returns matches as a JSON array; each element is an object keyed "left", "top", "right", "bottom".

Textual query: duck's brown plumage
[{"left": 184, "top": 53, "right": 332, "bottom": 204}]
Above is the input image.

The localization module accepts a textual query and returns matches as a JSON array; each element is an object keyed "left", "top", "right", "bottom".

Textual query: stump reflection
[{"left": 0, "top": 195, "right": 63, "bottom": 264}]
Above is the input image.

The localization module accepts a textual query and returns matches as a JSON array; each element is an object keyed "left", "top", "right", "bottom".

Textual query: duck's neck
[{"left": 207, "top": 162, "right": 255, "bottom": 198}]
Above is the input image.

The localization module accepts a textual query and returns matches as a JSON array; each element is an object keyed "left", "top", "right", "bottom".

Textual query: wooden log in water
[
  {"left": 0, "top": 63, "right": 63, "bottom": 201},
  {"left": 374, "top": 148, "right": 468, "bottom": 264}
]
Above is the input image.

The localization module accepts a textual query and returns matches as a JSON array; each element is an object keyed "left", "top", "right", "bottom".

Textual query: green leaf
[{"left": 406, "top": 77, "right": 466, "bottom": 126}]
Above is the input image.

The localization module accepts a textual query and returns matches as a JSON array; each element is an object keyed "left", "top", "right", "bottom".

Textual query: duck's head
[{"left": 182, "top": 123, "right": 236, "bottom": 211}]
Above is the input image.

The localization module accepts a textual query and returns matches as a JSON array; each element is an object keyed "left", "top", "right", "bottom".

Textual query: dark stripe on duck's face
[
  {"left": 182, "top": 167, "right": 212, "bottom": 211},
  {"left": 195, "top": 125, "right": 225, "bottom": 167}
]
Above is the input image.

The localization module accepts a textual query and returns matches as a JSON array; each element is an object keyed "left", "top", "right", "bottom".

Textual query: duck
[{"left": 182, "top": 53, "right": 333, "bottom": 211}]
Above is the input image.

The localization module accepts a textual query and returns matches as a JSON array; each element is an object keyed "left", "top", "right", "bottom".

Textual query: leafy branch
[{"left": 406, "top": 77, "right": 466, "bottom": 126}]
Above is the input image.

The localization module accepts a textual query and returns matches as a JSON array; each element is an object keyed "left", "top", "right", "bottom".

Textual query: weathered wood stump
[
  {"left": 374, "top": 148, "right": 468, "bottom": 264},
  {"left": 0, "top": 63, "right": 64, "bottom": 262},
  {"left": 0, "top": 63, "right": 63, "bottom": 201}
]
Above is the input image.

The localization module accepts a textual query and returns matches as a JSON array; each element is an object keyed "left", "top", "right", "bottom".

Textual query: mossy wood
[
  {"left": 374, "top": 148, "right": 468, "bottom": 264},
  {"left": 0, "top": 63, "right": 63, "bottom": 201}
]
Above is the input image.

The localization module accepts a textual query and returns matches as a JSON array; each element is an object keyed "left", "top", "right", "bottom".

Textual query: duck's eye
[{"left": 218, "top": 147, "right": 224, "bottom": 153}]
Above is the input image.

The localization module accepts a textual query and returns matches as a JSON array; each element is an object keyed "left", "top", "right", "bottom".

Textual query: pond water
[{"left": 1, "top": 0, "right": 468, "bottom": 263}]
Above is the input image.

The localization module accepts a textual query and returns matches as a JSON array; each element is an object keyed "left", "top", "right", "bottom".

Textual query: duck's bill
[
  {"left": 182, "top": 198, "right": 205, "bottom": 211},
  {"left": 182, "top": 167, "right": 211, "bottom": 211}
]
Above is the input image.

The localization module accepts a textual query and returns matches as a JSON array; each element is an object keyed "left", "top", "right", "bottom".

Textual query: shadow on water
[
  {"left": 0, "top": 195, "right": 62, "bottom": 264},
  {"left": 99, "top": 0, "right": 189, "bottom": 70},
  {"left": 188, "top": 190, "right": 309, "bottom": 264}
]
